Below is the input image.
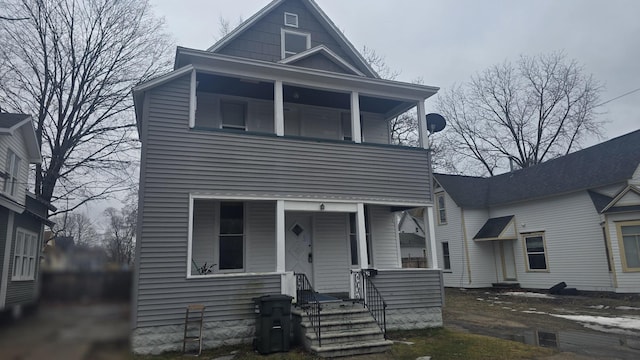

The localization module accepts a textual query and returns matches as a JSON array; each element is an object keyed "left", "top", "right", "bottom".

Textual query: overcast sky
[{"left": 150, "top": 0, "right": 639, "bottom": 144}]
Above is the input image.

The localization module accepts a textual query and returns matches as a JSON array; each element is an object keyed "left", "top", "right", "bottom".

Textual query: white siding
[
  {"left": 246, "top": 201, "right": 276, "bottom": 272},
  {"left": 616, "top": 191, "right": 640, "bottom": 206},
  {"left": 313, "top": 212, "right": 350, "bottom": 293},
  {"left": 370, "top": 205, "right": 400, "bottom": 268},
  {"left": 463, "top": 208, "right": 496, "bottom": 287},
  {"left": 434, "top": 191, "right": 468, "bottom": 287},
  {"left": 0, "top": 130, "right": 30, "bottom": 206},
  {"left": 489, "top": 191, "right": 613, "bottom": 291}
]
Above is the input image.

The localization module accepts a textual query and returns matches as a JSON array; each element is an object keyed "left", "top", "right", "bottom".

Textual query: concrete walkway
[{"left": 0, "top": 303, "right": 130, "bottom": 360}]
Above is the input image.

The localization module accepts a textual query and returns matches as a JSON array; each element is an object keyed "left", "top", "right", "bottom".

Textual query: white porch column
[
  {"left": 351, "top": 91, "right": 362, "bottom": 143},
  {"left": 274, "top": 80, "right": 284, "bottom": 136},
  {"left": 417, "top": 100, "right": 428, "bottom": 149},
  {"left": 424, "top": 206, "right": 439, "bottom": 269},
  {"left": 276, "top": 200, "right": 286, "bottom": 272},
  {"left": 356, "top": 203, "right": 369, "bottom": 269},
  {"left": 189, "top": 69, "right": 197, "bottom": 128}
]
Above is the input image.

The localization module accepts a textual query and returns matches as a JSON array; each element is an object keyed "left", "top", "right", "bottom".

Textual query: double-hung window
[
  {"left": 617, "top": 221, "right": 640, "bottom": 271},
  {"left": 218, "top": 202, "right": 244, "bottom": 270},
  {"left": 436, "top": 193, "right": 447, "bottom": 224},
  {"left": 524, "top": 232, "right": 548, "bottom": 271},
  {"left": 3, "top": 150, "right": 20, "bottom": 197},
  {"left": 442, "top": 241, "right": 451, "bottom": 270},
  {"left": 12, "top": 228, "right": 38, "bottom": 281}
]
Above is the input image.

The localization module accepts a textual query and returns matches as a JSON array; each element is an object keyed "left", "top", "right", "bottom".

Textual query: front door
[
  {"left": 285, "top": 213, "right": 313, "bottom": 284},
  {"left": 500, "top": 241, "right": 517, "bottom": 281}
]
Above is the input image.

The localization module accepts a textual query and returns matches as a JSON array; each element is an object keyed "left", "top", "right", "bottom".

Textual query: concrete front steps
[{"left": 292, "top": 301, "right": 392, "bottom": 358}]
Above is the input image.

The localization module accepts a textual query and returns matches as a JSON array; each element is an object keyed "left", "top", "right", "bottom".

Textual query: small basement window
[
  {"left": 281, "top": 29, "right": 310, "bottom": 59},
  {"left": 284, "top": 12, "right": 298, "bottom": 27}
]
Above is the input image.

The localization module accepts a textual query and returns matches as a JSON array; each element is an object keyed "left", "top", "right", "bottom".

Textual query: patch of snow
[
  {"left": 550, "top": 314, "right": 640, "bottom": 331},
  {"left": 476, "top": 298, "right": 484, "bottom": 301},
  {"left": 588, "top": 305, "right": 608, "bottom": 310},
  {"left": 581, "top": 323, "right": 640, "bottom": 337},
  {"left": 502, "top": 291, "right": 555, "bottom": 299},
  {"left": 617, "top": 306, "right": 640, "bottom": 311},
  {"left": 501, "top": 307, "right": 512, "bottom": 310},
  {"left": 522, "top": 310, "right": 547, "bottom": 315},
  {"left": 528, "top": 308, "right": 537, "bottom": 311}
]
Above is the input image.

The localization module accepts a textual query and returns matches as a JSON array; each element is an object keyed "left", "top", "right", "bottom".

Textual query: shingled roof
[
  {"left": 0, "top": 113, "right": 30, "bottom": 130},
  {"left": 435, "top": 129, "right": 640, "bottom": 208}
]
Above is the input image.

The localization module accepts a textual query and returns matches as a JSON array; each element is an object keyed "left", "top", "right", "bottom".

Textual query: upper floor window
[
  {"left": 284, "top": 12, "right": 298, "bottom": 27},
  {"left": 617, "top": 220, "right": 640, "bottom": 272},
  {"left": 281, "top": 29, "right": 310, "bottom": 59},
  {"left": 524, "top": 232, "right": 548, "bottom": 271},
  {"left": 221, "top": 101, "right": 247, "bottom": 130},
  {"left": 3, "top": 150, "right": 21, "bottom": 197},
  {"left": 12, "top": 228, "right": 38, "bottom": 281},
  {"left": 436, "top": 193, "right": 447, "bottom": 225}
]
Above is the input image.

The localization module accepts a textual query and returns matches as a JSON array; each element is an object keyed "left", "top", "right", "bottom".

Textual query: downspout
[{"left": 603, "top": 214, "right": 618, "bottom": 290}]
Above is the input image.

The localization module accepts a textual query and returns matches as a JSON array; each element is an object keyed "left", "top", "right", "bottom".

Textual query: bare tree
[
  {"left": 50, "top": 212, "right": 99, "bottom": 246},
  {"left": 0, "top": 0, "right": 171, "bottom": 212},
  {"left": 102, "top": 200, "right": 137, "bottom": 265},
  {"left": 437, "top": 52, "right": 603, "bottom": 176}
]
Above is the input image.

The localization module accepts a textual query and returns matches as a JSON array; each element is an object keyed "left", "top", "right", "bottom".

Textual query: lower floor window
[
  {"left": 12, "top": 228, "right": 39, "bottom": 281},
  {"left": 191, "top": 200, "right": 244, "bottom": 275},
  {"left": 348, "top": 208, "right": 371, "bottom": 267},
  {"left": 618, "top": 221, "right": 640, "bottom": 271},
  {"left": 524, "top": 232, "right": 548, "bottom": 271},
  {"left": 442, "top": 241, "right": 451, "bottom": 270}
]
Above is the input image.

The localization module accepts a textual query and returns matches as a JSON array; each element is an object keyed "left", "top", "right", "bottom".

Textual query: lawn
[{"left": 133, "top": 328, "right": 554, "bottom": 360}]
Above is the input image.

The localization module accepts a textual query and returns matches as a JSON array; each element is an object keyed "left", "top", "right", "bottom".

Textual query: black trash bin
[{"left": 253, "top": 294, "right": 293, "bottom": 354}]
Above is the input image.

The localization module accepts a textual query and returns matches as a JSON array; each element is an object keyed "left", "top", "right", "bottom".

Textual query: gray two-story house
[{"left": 132, "top": 0, "right": 443, "bottom": 356}]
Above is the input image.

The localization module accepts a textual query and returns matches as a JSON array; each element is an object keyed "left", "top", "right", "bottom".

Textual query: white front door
[
  {"left": 501, "top": 241, "right": 517, "bottom": 281},
  {"left": 285, "top": 213, "right": 313, "bottom": 284}
]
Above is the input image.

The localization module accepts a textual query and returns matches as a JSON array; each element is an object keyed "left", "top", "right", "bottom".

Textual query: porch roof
[{"left": 473, "top": 215, "right": 516, "bottom": 241}]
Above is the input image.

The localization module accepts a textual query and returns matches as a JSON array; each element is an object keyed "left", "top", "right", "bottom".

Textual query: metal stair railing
[
  {"left": 355, "top": 269, "right": 387, "bottom": 338},
  {"left": 295, "top": 273, "right": 322, "bottom": 346}
]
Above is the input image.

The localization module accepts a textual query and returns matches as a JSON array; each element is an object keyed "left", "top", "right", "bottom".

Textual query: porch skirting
[
  {"left": 131, "top": 319, "right": 255, "bottom": 355},
  {"left": 386, "top": 307, "right": 442, "bottom": 330}
]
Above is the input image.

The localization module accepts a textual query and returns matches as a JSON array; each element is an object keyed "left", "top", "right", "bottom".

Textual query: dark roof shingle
[{"left": 0, "top": 113, "right": 30, "bottom": 129}]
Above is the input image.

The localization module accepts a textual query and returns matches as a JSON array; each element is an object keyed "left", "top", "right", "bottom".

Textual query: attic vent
[{"left": 284, "top": 12, "right": 298, "bottom": 27}]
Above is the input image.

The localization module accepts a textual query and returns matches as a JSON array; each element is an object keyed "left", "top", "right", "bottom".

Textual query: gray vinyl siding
[
  {"left": 290, "top": 53, "right": 352, "bottom": 74},
  {"left": 246, "top": 201, "right": 276, "bottom": 272},
  {"left": 371, "top": 269, "right": 443, "bottom": 309},
  {"left": 313, "top": 212, "right": 350, "bottom": 293},
  {"left": 145, "top": 75, "right": 430, "bottom": 205},
  {"left": 370, "top": 205, "right": 400, "bottom": 268},
  {"left": 5, "top": 210, "right": 42, "bottom": 307},
  {"left": 216, "top": 0, "right": 368, "bottom": 75},
  {"left": 137, "top": 274, "right": 281, "bottom": 327}
]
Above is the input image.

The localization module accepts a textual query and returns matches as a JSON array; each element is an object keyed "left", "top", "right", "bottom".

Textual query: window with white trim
[
  {"left": 219, "top": 202, "right": 244, "bottom": 270},
  {"left": 220, "top": 101, "right": 247, "bottom": 130},
  {"left": 524, "top": 232, "right": 548, "bottom": 271},
  {"left": 281, "top": 29, "right": 310, "bottom": 59},
  {"left": 12, "top": 228, "right": 39, "bottom": 281},
  {"left": 284, "top": 12, "right": 298, "bottom": 27},
  {"left": 3, "top": 150, "right": 21, "bottom": 197},
  {"left": 442, "top": 241, "right": 451, "bottom": 270},
  {"left": 348, "top": 208, "right": 372, "bottom": 267},
  {"left": 617, "top": 220, "right": 640, "bottom": 271},
  {"left": 436, "top": 193, "right": 447, "bottom": 225}
]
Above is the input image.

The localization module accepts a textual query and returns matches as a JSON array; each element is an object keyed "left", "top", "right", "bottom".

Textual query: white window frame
[
  {"left": 281, "top": 28, "right": 311, "bottom": 59},
  {"left": 3, "top": 150, "right": 21, "bottom": 197},
  {"left": 436, "top": 193, "right": 447, "bottom": 225},
  {"left": 617, "top": 220, "right": 640, "bottom": 272},
  {"left": 523, "top": 232, "right": 549, "bottom": 272},
  {"left": 284, "top": 12, "right": 298, "bottom": 27},
  {"left": 187, "top": 197, "right": 246, "bottom": 278},
  {"left": 12, "top": 228, "right": 38, "bottom": 281}
]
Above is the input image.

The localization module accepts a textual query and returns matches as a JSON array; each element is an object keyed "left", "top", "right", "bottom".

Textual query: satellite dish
[{"left": 425, "top": 113, "right": 446, "bottom": 133}]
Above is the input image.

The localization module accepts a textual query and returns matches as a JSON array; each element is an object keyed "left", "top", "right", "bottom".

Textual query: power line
[{"left": 596, "top": 87, "right": 640, "bottom": 107}]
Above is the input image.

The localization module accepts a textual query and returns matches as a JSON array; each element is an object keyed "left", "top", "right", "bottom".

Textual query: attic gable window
[
  {"left": 281, "top": 29, "right": 310, "bottom": 59},
  {"left": 284, "top": 12, "right": 298, "bottom": 27}
]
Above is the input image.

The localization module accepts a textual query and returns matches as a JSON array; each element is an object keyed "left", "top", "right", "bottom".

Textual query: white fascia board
[
  {"left": 18, "top": 117, "right": 42, "bottom": 164},
  {"left": 280, "top": 45, "right": 365, "bottom": 76},
  {"left": 189, "top": 193, "right": 430, "bottom": 208},
  {"left": 132, "top": 64, "right": 195, "bottom": 94},
  {"left": 601, "top": 185, "right": 640, "bottom": 212},
  {"left": 177, "top": 48, "right": 438, "bottom": 101}
]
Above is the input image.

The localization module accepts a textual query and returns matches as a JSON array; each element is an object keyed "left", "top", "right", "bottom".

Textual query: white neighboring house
[
  {"left": 432, "top": 130, "right": 640, "bottom": 293},
  {"left": 398, "top": 211, "right": 427, "bottom": 267}
]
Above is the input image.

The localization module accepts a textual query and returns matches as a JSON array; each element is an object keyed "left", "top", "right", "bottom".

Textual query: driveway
[
  {"left": 444, "top": 288, "right": 640, "bottom": 360},
  {"left": 0, "top": 303, "right": 130, "bottom": 360}
]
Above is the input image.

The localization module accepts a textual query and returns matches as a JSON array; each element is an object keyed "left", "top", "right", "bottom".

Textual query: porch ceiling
[{"left": 196, "top": 73, "right": 411, "bottom": 116}]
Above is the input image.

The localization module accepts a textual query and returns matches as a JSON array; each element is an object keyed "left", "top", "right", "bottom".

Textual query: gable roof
[
  {"left": 279, "top": 45, "right": 365, "bottom": 76},
  {"left": 207, "top": 0, "right": 378, "bottom": 78},
  {"left": 435, "top": 129, "right": 640, "bottom": 208},
  {"left": 0, "top": 113, "right": 42, "bottom": 163}
]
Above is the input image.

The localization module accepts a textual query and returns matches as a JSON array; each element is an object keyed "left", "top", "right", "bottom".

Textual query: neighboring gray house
[
  {"left": 0, "top": 113, "right": 54, "bottom": 317},
  {"left": 132, "top": 0, "right": 444, "bottom": 356},
  {"left": 432, "top": 130, "right": 640, "bottom": 293}
]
